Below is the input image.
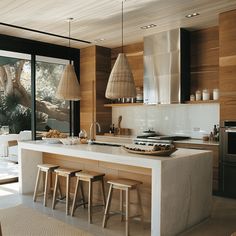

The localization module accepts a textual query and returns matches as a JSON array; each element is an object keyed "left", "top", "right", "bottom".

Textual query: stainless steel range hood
[{"left": 143, "top": 28, "right": 190, "bottom": 104}]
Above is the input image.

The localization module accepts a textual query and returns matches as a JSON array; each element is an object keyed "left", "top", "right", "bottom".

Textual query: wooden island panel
[{"left": 43, "top": 152, "right": 152, "bottom": 222}]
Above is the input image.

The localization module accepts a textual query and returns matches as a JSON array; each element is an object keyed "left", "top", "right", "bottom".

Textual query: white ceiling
[{"left": 0, "top": 0, "right": 236, "bottom": 49}]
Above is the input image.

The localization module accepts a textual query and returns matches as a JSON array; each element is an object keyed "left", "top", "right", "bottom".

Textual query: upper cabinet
[{"left": 219, "top": 9, "right": 236, "bottom": 121}]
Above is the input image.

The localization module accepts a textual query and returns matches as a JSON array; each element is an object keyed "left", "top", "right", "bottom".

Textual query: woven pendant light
[
  {"left": 56, "top": 63, "right": 81, "bottom": 100},
  {"left": 105, "top": 53, "right": 136, "bottom": 99},
  {"left": 105, "top": 1, "right": 136, "bottom": 99},
  {"left": 56, "top": 18, "right": 81, "bottom": 101}
]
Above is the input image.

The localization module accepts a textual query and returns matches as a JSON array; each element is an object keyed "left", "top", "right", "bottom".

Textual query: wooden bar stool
[
  {"left": 33, "top": 164, "right": 59, "bottom": 207},
  {"left": 71, "top": 171, "right": 106, "bottom": 223},
  {"left": 52, "top": 168, "right": 81, "bottom": 215},
  {"left": 102, "top": 178, "right": 143, "bottom": 236}
]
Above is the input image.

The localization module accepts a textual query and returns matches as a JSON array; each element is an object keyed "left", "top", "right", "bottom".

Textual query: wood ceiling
[{"left": 0, "top": 0, "right": 236, "bottom": 49}]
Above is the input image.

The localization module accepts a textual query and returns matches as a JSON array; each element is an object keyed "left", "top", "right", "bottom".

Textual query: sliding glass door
[
  {"left": 35, "top": 56, "right": 70, "bottom": 138},
  {"left": 0, "top": 50, "right": 31, "bottom": 134}
]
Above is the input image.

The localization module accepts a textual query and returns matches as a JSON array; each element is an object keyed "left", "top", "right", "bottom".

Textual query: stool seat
[
  {"left": 107, "top": 179, "right": 142, "bottom": 189},
  {"left": 33, "top": 163, "right": 60, "bottom": 207},
  {"left": 71, "top": 170, "right": 106, "bottom": 223},
  {"left": 54, "top": 168, "right": 79, "bottom": 176},
  {"left": 52, "top": 168, "right": 81, "bottom": 215},
  {"left": 103, "top": 178, "right": 143, "bottom": 236},
  {"left": 37, "top": 164, "right": 59, "bottom": 171},
  {"left": 75, "top": 171, "right": 105, "bottom": 180}
]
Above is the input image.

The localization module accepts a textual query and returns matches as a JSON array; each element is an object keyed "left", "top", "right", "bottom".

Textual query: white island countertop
[{"left": 18, "top": 140, "right": 213, "bottom": 236}]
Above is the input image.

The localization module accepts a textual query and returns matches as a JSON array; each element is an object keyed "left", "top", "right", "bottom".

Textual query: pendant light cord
[
  {"left": 121, "top": 1, "right": 124, "bottom": 53},
  {"left": 67, "top": 18, "right": 73, "bottom": 64},
  {"left": 69, "top": 20, "right": 71, "bottom": 48}
]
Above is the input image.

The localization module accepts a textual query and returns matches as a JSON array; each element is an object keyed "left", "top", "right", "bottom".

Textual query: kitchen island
[{"left": 18, "top": 141, "right": 212, "bottom": 236}]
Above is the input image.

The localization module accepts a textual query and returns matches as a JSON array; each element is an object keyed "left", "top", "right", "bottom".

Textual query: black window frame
[{"left": 0, "top": 34, "right": 80, "bottom": 139}]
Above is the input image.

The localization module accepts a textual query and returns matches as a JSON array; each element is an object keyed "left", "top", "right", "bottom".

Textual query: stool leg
[
  {"left": 52, "top": 173, "right": 59, "bottom": 209},
  {"left": 57, "top": 178, "right": 63, "bottom": 199},
  {"left": 101, "top": 178, "right": 106, "bottom": 207},
  {"left": 137, "top": 186, "right": 144, "bottom": 226},
  {"left": 120, "top": 189, "right": 124, "bottom": 221},
  {"left": 71, "top": 177, "right": 80, "bottom": 217},
  {"left": 66, "top": 175, "right": 70, "bottom": 215},
  {"left": 102, "top": 184, "right": 113, "bottom": 228},
  {"left": 33, "top": 168, "right": 41, "bottom": 202},
  {"left": 43, "top": 170, "right": 49, "bottom": 207},
  {"left": 88, "top": 179, "right": 93, "bottom": 223},
  {"left": 80, "top": 182, "right": 86, "bottom": 208},
  {"left": 125, "top": 188, "right": 130, "bottom": 236}
]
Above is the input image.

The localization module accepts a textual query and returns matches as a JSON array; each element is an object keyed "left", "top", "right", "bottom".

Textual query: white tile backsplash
[{"left": 112, "top": 103, "right": 219, "bottom": 138}]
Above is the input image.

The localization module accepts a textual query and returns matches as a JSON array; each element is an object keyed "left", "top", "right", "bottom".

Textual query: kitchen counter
[
  {"left": 18, "top": 140, "right": 212, "bottom": 236},
  {"left": 175, "top": 139, "right": 219, "bottom": 146},
  {"left": 97, "top": 134, "right": 219, "bottom": 146},
  {"left": 96, "top": 134, "right": 134, "bottom": 144}
]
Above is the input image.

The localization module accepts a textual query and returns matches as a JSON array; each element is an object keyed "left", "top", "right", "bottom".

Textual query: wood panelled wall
[
  {"left": 95, "top": 46, "right": 112, "bottom": 132},
  {"left": 190, "top": 27, "right": 219, "bottom": 96},
  {"left": 80, "top": 45, "right": 111, "bottom": 135},
  {"left": 111, "top": 29, "right": 219, "bottom": 100},
  {"left": 219, "top": 9, "right": 236, "bottom": 121},
  {"left": 80, "top": 46, "right": 95, "bottom": 134},
  {"left": 111, "top": 42, "right": 143, "bottom": 88},
  {"left": 79, "top": 27, "right": 221, "bottom": 133}
]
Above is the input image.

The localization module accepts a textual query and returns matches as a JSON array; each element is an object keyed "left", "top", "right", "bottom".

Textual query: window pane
[
  {"left": 0, "top": 54, "right": 31, "bottom": 134},
  {"left": 35, "top": 57, "right": 70, "bottom": 137}
]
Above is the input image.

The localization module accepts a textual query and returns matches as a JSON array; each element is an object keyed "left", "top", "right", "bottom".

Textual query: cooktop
[
  {"left": 149, "top": 135, "right": 190, "bottom": 141},
  {"left": 136, "top": 135, "right": 190, "bottom": 141}
]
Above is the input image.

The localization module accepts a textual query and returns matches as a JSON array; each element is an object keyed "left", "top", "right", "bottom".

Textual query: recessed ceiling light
[
  {"left": 185, "top": 12, "right": 200, "bottom": 18},
  {"left": 140, "top": 24, "right": 157, "bottom": 30},
  {"left": 94, "top": 38, "right": 105, "bottom": 43}
]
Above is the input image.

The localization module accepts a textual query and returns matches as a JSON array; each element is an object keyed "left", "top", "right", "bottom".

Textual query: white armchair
[{"left": 5, "top": 131, "right": 32, "bottom": 163}]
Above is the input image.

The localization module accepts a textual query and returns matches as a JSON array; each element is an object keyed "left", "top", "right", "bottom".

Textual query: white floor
[
  {"left": 1, "top": 182, "right": 236, "bottom": 236},
  {"left": 0, "top": 159, "right": 18, "bottom": 184}
]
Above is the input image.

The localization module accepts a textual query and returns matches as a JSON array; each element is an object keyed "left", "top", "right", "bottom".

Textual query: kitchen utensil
[
  {"left": 117, "top": 115, "right": 122, "bottom": 135},
  {"left": 79, "top": 129, "right": 87, "bottom": 138},
  {"left": 213, "top": 89, "right": 219, "bottom": 100}
]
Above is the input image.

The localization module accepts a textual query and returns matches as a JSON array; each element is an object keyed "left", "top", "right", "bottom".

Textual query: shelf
[
  {"left": 104, "top": 103, "right": 144, "bottom": 107},
  {"left": 185, "top": 100, "right": 219, "bottom": 104},
  {"left": 104, "top": 100, "right": 219, "bottom": 107}
]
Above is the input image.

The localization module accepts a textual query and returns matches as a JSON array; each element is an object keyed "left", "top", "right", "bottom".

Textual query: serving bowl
[
  {"left": 42, "top": 137, "right": 61, "bottom": 144},
  {"left": 59, "top": 137, "right": 79, "bottom": 145}
]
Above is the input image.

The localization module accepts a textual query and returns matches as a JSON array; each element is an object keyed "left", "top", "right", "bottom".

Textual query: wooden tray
[{"left": 121, "top": 146, "right": 177, "bottom": 157}]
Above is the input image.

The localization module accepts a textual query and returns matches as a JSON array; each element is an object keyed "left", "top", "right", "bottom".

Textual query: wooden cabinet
[
  {"left": 80, "top": 45, "right": 112, "bottom": 134},
  {"left": 175, "top": 142, "right": 219, "bottom": 192},
  {"left": 219, "top": 9, "right": 236, "bottom": 121}
]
